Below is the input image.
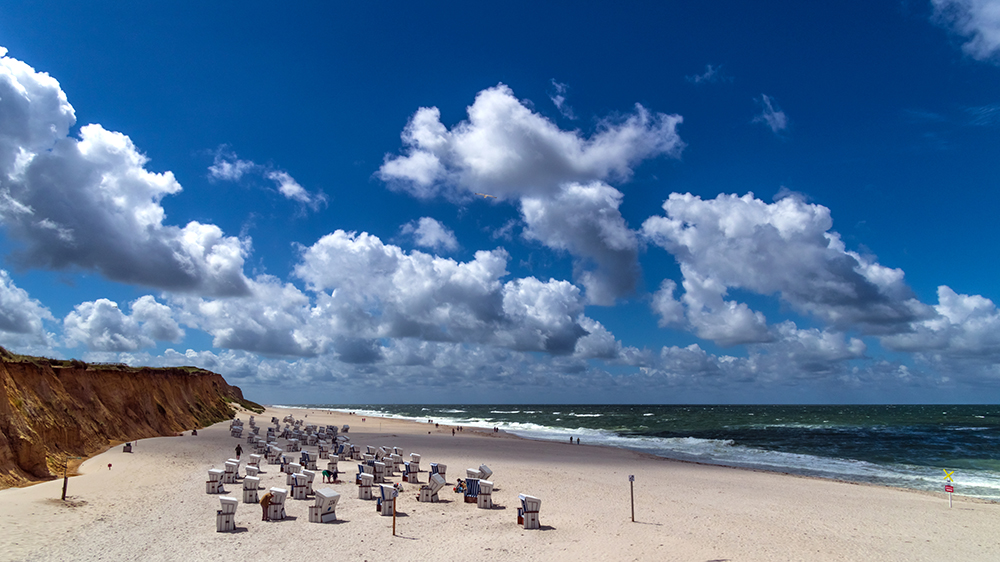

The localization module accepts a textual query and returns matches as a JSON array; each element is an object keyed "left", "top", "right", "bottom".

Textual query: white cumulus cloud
[
  {"left": 0, "top": 270, "right": 54, "bottom": 348},
  {"left": 0, "top": 49, "right": 251, "bottom": 296},
  {"left": 380, "top": 84, "right": 682, "bottom": 303},
  {"left": 401, "top": 217, "right": 459, "bottom": 251},
  {"left": 64, "top": 296, "right": 183, "bottom": 352},
  {"left": 642, "top": 192, "right": 925, "bottom": 341},
  {"left": 932, "top": 0, "right": 1000, "bottom": 62}
]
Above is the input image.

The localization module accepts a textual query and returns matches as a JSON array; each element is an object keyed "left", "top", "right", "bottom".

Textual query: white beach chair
[
  {"left": 409, "top": 453, "right": 421, "bottom": 473},
  {"left": 292, "top": 472, "right": 310, "bottom": 500},
  {"left": 245, "top": 465, "right": 259, "bottom": 478},
  {"left": 327, "top": 458, "right": 339, "bottom": 473},
  {"left": 306, "top": 451, "right": 318, "bottom": 470},
  {"left": 267, "top": 487, "right": 287, "bottom": 521},
  {"left": 466, "top": 468, "right": 483, "bottom": 480},
  {"left": 377, "top": 484, "right": 397, "bottom": 516},
  {"left": 373, "top": 461, "right": 386, "bottom": 484},
  {"left": 309, "top": 488, "right": 341, "bottom": 523},
  {"left": 358, "top": 473, "right": 374, "bottom": 500},
  {"left": 223, "top": 460, "right": 239, "bottom": 484},
  {"left": 231, "top": 427, "right": 243, "bottom": 438},
  {"left": 430, "top": 462, "right": 447, "bottom": 482},
  {"left": 518, "top": 494, "right": 541, "bottom": 529},
  {"left": 286, "top": 462, "right": 302, "bottom": 484},
  {"left": 216, "top": 496, "right": 238, "bottom": 532},
  {"left": 206, "top": 468, "right": 225, "bottom": 494},
  {"left": 477, "top": 480, "right": 494, "bottom": 509},
  {"left": 404, "top": 461, "right": 420, "bottom": 483},
  {"left": 242, "top": 476, "right": 260, "bottom": 503},
  {"left": 248, "top": 453, "right": 262, "bottom": 467},
  {"left": 302, "top": 469, "right": 316, "bottom": 494},
  {"left": 418, "top": 473, "right": 446, "bottom": 502},
  {"left": 318, "top": 444, "right": 329, "bottom": 459},
  {"left": 390, "top": 454, "right": 404, "bottom": 473},
  {"left": 478, "top": 464, "right": 493, "bottom": 481}
]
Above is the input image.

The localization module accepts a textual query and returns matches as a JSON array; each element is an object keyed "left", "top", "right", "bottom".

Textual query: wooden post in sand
[
  {"left": 393, "top": 490, "right": 397, "bottom": 535},
  {"left": 629, "top": 475, "right": 635, "bottom": 522}
]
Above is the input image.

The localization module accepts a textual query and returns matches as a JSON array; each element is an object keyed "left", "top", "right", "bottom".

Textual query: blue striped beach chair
[
  {"left": 376, "top": 484, "right": 396, "bottom": 515},
  {"left": 429, "top": 462, "right": 447, "bottom": 482},
  {"left": 464, "top": 478, "right": 480, "bottom": 503}
]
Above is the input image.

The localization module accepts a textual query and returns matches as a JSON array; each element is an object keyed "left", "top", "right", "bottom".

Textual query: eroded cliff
[{"left": 0, "top": 347, "right": 262, "bottom": 488}]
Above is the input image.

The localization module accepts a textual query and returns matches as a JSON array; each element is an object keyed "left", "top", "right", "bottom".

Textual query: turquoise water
[{"left": 283, "top": 404, "right": 1000, "bottom": 501}]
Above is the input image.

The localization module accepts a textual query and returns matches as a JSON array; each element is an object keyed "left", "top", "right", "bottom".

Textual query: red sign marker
[{"left": 945, "top": 485, "right": 954, "bottom": 493}]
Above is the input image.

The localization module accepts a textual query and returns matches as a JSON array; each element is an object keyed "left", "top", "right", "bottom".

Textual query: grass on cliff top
[{"left": 0, "top": 345, "right": 215, "bottom": 375}]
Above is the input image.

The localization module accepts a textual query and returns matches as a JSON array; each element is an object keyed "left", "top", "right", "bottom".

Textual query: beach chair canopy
[
  {"left": 314, "top": 488, "right": 340, "bottom": 510},
  {"left": 219, "top": 496, "right": 238, "bottom": 514},
  {"left": 428, "top": 473, "right": 446, "bottom": 493},
  {"left": 270, "top": 487, "right": 288, "bottom": 503}
]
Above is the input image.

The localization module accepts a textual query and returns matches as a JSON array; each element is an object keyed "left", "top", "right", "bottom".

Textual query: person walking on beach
[
  {"left": 260, "top": 490, "right": 273, "bottom": 521},
  {"left": 235, "top": 444, "right": 242, "bottom": 459}
]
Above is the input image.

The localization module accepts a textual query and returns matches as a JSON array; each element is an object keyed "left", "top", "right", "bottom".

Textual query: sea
[{"left": 279, "top": 403, "right": 1000, "bottom": 502}]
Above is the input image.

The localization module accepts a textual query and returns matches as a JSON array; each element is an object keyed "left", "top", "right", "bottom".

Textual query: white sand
[{"left": 1, "top": 406, "right": 997, "bottom": 562}]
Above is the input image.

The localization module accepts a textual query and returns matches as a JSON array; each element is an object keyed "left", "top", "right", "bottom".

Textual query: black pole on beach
[
  {"left": 629, "top": 475, "right": 635, "bottom": 522},
  {"left": 61, "top": 461, "right": 68, "bottom": 501}
]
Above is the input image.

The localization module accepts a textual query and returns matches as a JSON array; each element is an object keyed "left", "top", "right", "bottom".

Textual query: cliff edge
[{"left": 0, "top": 347, "right": 262, "bottom": 488}]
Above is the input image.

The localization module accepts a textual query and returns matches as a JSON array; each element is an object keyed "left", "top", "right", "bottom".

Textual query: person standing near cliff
[{"left": 235, "top": 444, "right": 242, "bottom": 459}]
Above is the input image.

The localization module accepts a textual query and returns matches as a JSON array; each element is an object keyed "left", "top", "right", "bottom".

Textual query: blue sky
[{"left": 0, "top": 1, "right": 998, "bottom": 404}]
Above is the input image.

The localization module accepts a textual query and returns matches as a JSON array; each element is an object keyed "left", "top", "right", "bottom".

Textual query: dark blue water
[{"left": 282, "top": 404, "right": 1000, "bottom": 501}]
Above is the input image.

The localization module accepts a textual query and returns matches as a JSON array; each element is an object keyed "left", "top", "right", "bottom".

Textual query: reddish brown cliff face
[{"left": 0, "top": 348, "right": 260, "bottom": 488}]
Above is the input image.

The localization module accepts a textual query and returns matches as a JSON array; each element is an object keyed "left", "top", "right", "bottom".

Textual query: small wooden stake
[{"left": 393, "top": 496, "right": 397, "bottom": 535}]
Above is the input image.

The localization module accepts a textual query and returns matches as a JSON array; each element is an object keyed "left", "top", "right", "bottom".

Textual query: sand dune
[{"left": 0, "top": 406, "right": 996, "bottom": 562}]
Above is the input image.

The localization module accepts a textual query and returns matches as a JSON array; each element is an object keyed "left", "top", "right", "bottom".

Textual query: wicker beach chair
[
  {"left": 418, "top": 473, "right": 446, "bottom": 502},
  {"left": 309, "top": 488, "right": 341, "bottom": 523}
]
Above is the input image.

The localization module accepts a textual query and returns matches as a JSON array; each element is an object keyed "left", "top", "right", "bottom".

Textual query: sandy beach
[{"left": 0, "top": 405, "right": 997, "bottom": 562}]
